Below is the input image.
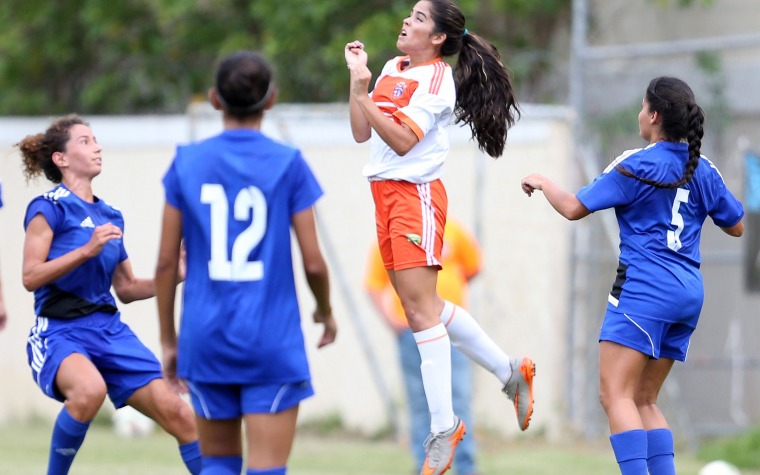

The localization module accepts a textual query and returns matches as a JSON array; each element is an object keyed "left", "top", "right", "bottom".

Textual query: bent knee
[{"left": 65, "top": 380, "right": 107, "bottom": 420}]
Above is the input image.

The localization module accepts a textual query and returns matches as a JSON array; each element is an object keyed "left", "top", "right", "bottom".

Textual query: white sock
[
  {"left": 440, "top": 300, "right": 512, "bottom": 385},
  {"left": 414, "top": 323, "right": 455, "bottom": 433}
]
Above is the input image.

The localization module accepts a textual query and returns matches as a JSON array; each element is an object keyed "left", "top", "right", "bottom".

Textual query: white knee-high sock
[
  {"left": 414, "top": 323, "right": 455, "bottom": 433},
  {"left": 440, "top": 300, "right": 512, "bottom": 385}
]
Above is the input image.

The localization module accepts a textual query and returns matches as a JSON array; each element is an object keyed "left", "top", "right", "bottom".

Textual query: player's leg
[
  {"left": 437, "top": 297, "right": 535, "bottom": 431},
  {"left": 98, "top": 318, "right": 200, "bottom": 474},
  {"left": 599, "top": 340, "right": 649, "bottom": 475},
  {"left": 240, "top": 381, "right": 314, "bottom": 474},
  {"left": 375, "top": 179, "right": 463, "bottom": 474},
  {"left": 398, "top": 329, "right": 430, "bottom": 472},
  {"left": 636, "top": 320, "right": 691, "bottom": 475},
  {"left": 28, "top": 316, "right": 106, "bottom": 475},
  {"left": 636, "top": 356, "right": 676, "bottom": 475},
  {"left": 126, "top": 379, "right": 201, "bottom": 473},
  {"left": 196, "top": 417, "right": 244, "bottom": 474},
  {"left": 242, "top": 407, "right": 298, "bottom": 474},
  {"left": 48, "top": 353, "right": 106, "bottom": 475}
]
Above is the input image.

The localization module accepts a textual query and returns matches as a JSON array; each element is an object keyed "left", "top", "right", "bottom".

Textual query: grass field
[{"left": 0, "top": 418, "right": 758, "bottom": 475}]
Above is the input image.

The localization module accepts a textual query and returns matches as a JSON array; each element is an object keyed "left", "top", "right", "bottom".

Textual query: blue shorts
[
  {"left": 187, "top": 380, "right": 314, "bottom": 420},
  {"left": 26, "top": 312, "right": 163, "bottom": 408},
  {"left": 599, "top": 310, "right": 694, "bottom": 361}
]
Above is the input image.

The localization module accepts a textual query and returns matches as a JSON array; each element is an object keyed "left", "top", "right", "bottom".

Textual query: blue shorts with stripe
[
  {"left": 26, "top": 312, "right": 163, "bottom": 407},
  {"left": 599, "top": 310, "right": 694, "bottom": 361},
  {"left": 187, "top": 380, "right": 314, "bottom": 420}
]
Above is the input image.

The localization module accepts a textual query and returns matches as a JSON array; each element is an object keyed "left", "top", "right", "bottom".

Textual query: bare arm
[
  {"left": 345, "top": 41, "right": 418, "bottom": 155},
  {"left": 154, "top": 204, "right": 184, "bottom": 389},
  {"left": 721, "top": 220, "right": 744, "bottom": 237},
  {"left": 346, "top": 41, "right": 371, "bottom": 142},
  {"left": 521, "top": 173, "right": 590, "bottom": 221},
  {"left": 292, "top": 207, "right": 336, "bottom": 348},
  {"left": 22, "top": 215, "right": 123, "bottom": 291},
  {"left": 112, "top": 259, "right": 155, "bottom": 303}
]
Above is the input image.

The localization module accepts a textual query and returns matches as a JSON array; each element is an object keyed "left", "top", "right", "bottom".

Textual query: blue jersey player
[
  {"left": 17, "top": 115, "right": 202, "bottom": 475},
  {"left": 155, "top": 51, "right": 336, "bottom": 475},
  {"left": 521, "top": 77, "right": 744, "bottom": 475}
]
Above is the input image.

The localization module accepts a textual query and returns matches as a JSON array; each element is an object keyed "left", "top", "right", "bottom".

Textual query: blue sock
[
  {"left": 610, "top": 429, "right": 648, "bottom": 475},
  {"left": 47, "top": 407, "right": 90, "bottom": 475},
  {"left": 179, "top": 440, "right": 202, "bottom": 474},
  {"left": 201, "top": 456, "right": 243, "bottom": 475},
  {"left": 647, "top": 428, "right": 676, "bottom": 475},
  {"left": 247, "top": 467, "right": 286, "bottom": 475}
]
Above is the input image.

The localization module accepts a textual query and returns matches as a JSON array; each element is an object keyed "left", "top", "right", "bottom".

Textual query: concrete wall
[{"left": 0, "top": 104, "right": 573, "bottom": 439}]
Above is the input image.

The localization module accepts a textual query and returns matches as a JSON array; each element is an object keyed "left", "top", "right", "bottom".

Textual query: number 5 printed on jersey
[
  {"left": 201, "top": 184, "right": 267, "bottom": 281},
  {"left": 667, "top": 188, "right": 690, "bottom": 251}
]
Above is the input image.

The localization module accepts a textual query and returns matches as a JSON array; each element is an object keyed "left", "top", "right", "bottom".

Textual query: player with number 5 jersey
[
  {"left": 521, "top": 76, "right": 744, "bottom": 475},
  {"left": 155, "top": 51, "right": 336, "bottom": 475}
]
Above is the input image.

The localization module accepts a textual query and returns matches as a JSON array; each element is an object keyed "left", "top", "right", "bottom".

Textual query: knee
[
  {"left": 634, "top": 389, "right": 658, "bottom": 409},
  {"left": 158, "top": 397, "right": 197, "bottom": 440},
  {"left": 65, "top": 380, "right": 107, "bottom": 421},
  {"left": 598, "top": 388, "right": 613, "bottom": 415}
]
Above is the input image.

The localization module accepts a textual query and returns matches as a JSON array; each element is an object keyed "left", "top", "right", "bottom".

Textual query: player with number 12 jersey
[{"left": 162, "top": 129, "right": 323, "bottom": 385}]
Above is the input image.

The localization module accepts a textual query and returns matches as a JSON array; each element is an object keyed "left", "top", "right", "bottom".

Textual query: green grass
[{"left": 1, "top": 418, "right": 759, "bottom": 475}]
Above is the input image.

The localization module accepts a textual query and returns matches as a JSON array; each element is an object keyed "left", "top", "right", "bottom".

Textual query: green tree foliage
[{"left": 0, "top": 0, "right": 570, "bottom": 114}]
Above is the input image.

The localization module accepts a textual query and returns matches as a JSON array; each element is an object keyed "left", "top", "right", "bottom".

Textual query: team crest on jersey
[
  {"left": 406, "top": 233, "right": 422, "bottom": 246},
  {"left": 393, "top": 81, "right": 407, "bottom": 98}
]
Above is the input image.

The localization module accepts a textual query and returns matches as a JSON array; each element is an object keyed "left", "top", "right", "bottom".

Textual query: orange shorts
[{"left": 370, "top": 179, "right": 447, "bottom": 271}]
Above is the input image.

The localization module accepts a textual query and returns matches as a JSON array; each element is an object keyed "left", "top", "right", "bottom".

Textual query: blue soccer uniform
[
  {"left": 162, "top": 128, "right": 323, "bottom": 418},
  {"left": 24, "top": 185, "right": 163, "bottom": 405},
  {"left": 577, "top": 142, "right": 744, "bottom": 360}
]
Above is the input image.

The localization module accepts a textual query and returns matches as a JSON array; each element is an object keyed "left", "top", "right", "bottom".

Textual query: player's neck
[
  {"left": 61, "top": 177, "right": 95, "bottom": 203},
  {"left": 223, "top": 115, "right": 263, "bottom": 131}
]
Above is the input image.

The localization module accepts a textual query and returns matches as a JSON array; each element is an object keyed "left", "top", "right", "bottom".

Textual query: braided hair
[
  {"left": 616, "top": 76, "right": 705, "bottom": 188},
  {"left": 428, "top": 0, "right": 520, "bottom": 158}
]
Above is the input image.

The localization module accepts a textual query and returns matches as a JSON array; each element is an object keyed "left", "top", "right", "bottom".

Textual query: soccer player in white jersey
[
  {"left": 18, "top": 115, "right": 201, "bottom": 475},
  {"left": 155, "top": 51, "right": 336, "bottom": 475},
  {"left": 521, "top": 76, "right": 744, "bottom": 475},
  {"left": 345, "top": 1, "right": 534, "bottom": 473}
]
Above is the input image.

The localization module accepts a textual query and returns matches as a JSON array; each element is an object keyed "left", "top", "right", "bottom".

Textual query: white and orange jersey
[{"left": 363, "top": 56, "right": 456, "bottom": 184}]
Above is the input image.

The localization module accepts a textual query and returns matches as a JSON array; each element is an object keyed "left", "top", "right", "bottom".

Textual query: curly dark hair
[{"left": 16, "top": 114, "right": 88, "bottom": 183}]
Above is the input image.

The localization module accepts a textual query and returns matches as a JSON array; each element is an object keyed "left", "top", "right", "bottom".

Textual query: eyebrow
[{"left": 413, "top": 9, "right": 427, "bottom": 19}]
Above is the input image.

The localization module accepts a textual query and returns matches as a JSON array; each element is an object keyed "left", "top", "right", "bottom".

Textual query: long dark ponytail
[
  {"left": 428, "top": 0, "right": 520, "bottom": 158},
  {"left": 616, "top": 76, "right": 705, "bottom": 188}
]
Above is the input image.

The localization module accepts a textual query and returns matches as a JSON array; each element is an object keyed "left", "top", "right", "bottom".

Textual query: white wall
[{"left": 0, "top": 103, "right": 573, "bottom": 439}]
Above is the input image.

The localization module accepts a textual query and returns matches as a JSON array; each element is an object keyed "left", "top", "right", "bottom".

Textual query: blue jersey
[
  {"left": 23, "top": 185, "right": 128, "bottom": 318},
  {"left": 163, "top": 129, "right": 324, "bottom": 384},
  {"left": 577, "top": 142, "right": 744, "bottom": 324}
]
